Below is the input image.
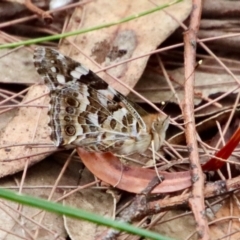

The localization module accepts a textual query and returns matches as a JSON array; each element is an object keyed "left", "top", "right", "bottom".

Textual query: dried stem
[
  {"left": 183, "top": 1, "right": 210, "bottom": 239},
  {"left": 24, "top": 0, "right": 53, "bottom": 24}
]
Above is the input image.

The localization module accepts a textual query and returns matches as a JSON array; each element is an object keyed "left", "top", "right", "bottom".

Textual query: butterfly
[{"left": 34, "top": 47, "right": 169, "bottom": 155}]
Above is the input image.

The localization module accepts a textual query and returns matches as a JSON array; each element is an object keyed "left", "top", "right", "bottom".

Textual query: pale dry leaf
[
  {"left": 151, "top": 210, "right": 197, "bottom": 240},
  {"left": 0, "top": 107, "right": 18, "bottom": 131},
  {"left": 0, "top": 85, "right": 54, "bottom": 177},
  {"left": 209, "top": 197, "right": 240, "bottom": 239},
  {"left": 0, "top": 198, "right": 20, "bottom": 240},
  {"left": 0, "top": 48, "right": 39, "bottom": 85},
  {"left": 130, "top": 68, "right": 239, "bottom": 108},
  {"left": 168, "top": 106, "right": 240, "bottom": 145},
  {"left": 60, "top": 0, "right": 192, "bottom": 94},
  {"left": 63, "top": 168, "right": 114, "bottom": 240},
  {"left": 150, "top": 196, "right": 240, "bottom": 240},
  {"left": 0, "top": 159, "right": 73, "bottom": 240}
]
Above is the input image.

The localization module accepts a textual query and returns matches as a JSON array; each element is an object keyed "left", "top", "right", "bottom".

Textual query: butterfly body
[{"left": 34, "top": 47, "right": 169, "bottom": 155}]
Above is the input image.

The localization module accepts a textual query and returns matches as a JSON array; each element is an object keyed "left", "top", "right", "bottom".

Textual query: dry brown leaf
[
  {"left": 77, "top": 148, "right": 191, "bottom": 194},
  {"left": 149, "top": 194, "right": 240, "bottom": 240},
  {"left": 0, "top": 85, "right": 54, "bottom": 177},
  {"left": 151, "top": 210, "right": 197, "bottom": 240},
  {"left": 63, "top": 188, "right": 113, "bottom": 240},
  {"left": 0, "top": 48, "right": 39, "bottom": 85},
  {"left": 131, "top": 68, "right": 239, "bottom": 108},
  {"left": 0, "top": 160, "right": 69, "bottom": 240},
  {"left": 0, "top": 107, "right": 18, "bottom": 131},
  {"left": 168, "top": 106, "right": 240, "bottom": 145},
  {"left": 209, "top": 197, "right": 240, "bottom": 239},
  {"left": 60, "top": 0, "right": 192, "bottom": 95}
]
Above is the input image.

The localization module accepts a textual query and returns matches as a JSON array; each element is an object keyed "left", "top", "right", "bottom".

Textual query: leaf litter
[{"left": 2, "top": 0, "right": 240, "bottom": 239}]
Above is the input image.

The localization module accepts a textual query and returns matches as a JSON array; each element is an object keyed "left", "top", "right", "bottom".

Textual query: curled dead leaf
[{"left": 77, "top": 147, "right": 191, "bottom": 194}]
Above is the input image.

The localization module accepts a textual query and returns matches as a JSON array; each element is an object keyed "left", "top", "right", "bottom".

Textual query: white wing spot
[
  {"left": 75, "top": 66, "right": 89, "bottom": 75},
  {"left": 70, "top": 70, "right": 82, "bottom": 79},
  {"left": 56, "top": 54, "right": 65, "bottom": 61},
  {"left": 56, "top": 74, "right": 66, "bottom": 84},
  {"left": 88, "top": 113, "right": 99, "bottom": 126},
  {"left": 98, "top": 89, "right": 115, "bottom": 101},
  {"left": 51, "top": 67, "right": 57, "bottom": 73}
]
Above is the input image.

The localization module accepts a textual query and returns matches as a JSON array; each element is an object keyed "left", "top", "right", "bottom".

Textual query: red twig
[{"left": 183, "top": 1, "right": 210, "bottom": 239}]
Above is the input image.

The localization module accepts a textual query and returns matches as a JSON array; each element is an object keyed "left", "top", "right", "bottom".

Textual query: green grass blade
[{"left": 0, "top": 188, "right": 174, "bottom": 240}]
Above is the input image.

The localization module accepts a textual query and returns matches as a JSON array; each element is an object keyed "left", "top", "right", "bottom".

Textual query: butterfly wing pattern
[{"left": 34, "top": 47, "right": 169, "bottom": 155}]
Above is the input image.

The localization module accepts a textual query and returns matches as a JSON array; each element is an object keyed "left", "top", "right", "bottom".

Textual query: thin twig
[
  {"left": 24, "top": 0, "right": 53, "bottom": 24},
  {"left": 183, "top": 1, "right": 210, "bottom": 239}
]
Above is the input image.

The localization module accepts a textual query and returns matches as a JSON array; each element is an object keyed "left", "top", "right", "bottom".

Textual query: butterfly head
[{"left": 151, "top": 115, "right": 169, "bottom": 151}]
